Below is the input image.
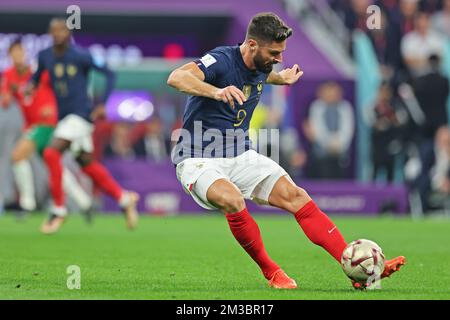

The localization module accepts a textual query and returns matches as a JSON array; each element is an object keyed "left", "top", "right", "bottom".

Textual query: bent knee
[
  {"left": 216, "top": 192, "right": 246, "bottom": 214},
  {"left": 11, "top": 150, "right": 26, "bottom": 163},
  {"left": 283, "top": 185, "right": 310, "bottom": 202},
  {"left": 282, "top": 186, "right": 312, "bottom": 213},
  {"left": 11, "top": 141, "right": 34, "bottom": 163}
]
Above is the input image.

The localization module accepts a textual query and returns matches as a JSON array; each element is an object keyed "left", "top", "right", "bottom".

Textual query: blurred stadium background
[{"left": 0, "top": 0, "right": 449, "bottom": 219}]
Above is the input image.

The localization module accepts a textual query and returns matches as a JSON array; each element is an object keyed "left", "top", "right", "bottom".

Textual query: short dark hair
[
  {"left": 8, "top": 38, "right": 22, "bottom": 53},
  {"left": 49, "top": 16, "right": 69, "bottom": 29},
  {"left": 246, "top": 12, "right": 293, "bottom": 43}
]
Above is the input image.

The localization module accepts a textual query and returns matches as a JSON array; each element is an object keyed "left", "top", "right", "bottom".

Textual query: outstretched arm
[
  {"left": 167, "top": 62, "right": 246, "bottom": 109},
  {"left": 88, "top": 57, "right": 116, "bottom": 105},
  {"left": 85, "top": 54, "right": 116, "bottom": 120},
  {"left": 266, "top": 64, "right": 303, "bottom": 85},
  {"left": 167, "top": 62, "right": 219, "bottom": 99}
]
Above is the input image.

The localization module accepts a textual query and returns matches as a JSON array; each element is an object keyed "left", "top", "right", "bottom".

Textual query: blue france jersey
[
  {"left": 32, "top": 45, "right": 115, "bottom": 121},
  {"left": 174, "top": 45, "right": 268, "bottom": 164}
]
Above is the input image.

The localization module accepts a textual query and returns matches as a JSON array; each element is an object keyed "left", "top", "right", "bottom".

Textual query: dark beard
[{"left": 253, "top": 54, "right": 274, "bottom": 74}]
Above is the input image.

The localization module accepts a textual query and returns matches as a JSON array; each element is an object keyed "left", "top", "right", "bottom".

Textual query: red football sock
[
  {"left": 294, "top": 200, "right": 347, "bottom": 262},
  {"left": 226, "top": 208, "right": 280, "bottom": 280},
  {"left": 43, "top": 148, "right": 64, "bottom": 207},
  {"left": 82, "top": 162, "right": 122, "bottom": 202}
]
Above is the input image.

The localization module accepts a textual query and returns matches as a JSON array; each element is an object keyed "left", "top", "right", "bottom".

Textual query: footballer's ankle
[
  {"left": 119, "top": 191, "right": 137, "bottom": 208},
  {"left": 51, "top": 205, "right": 68, "bottom": 217}
]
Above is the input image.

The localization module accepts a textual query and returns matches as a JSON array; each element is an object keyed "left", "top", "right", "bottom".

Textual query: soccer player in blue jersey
[
  {"left": 31, "top": 18, "right": 139, "bottom": 234},
  {"left": 168, "top": 12, "right": 405, "bottom": 289}
]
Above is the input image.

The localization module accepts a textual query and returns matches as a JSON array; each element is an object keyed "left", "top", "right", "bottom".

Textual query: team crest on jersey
[
  {"left": 67, "top": 64, "right": 77, "bottom": 77},
  {"left": 257, "top": 81, "right": 263, "bottom": 95},
  {"left": 54, "top": 63, "right": 64, "bottom": 78},
  {"left": 242, "top": 84, "right": 252, "bottom": 100}
]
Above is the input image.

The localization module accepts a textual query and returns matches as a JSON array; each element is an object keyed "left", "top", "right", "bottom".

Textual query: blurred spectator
[
  {"left": 365, "top": 83, "right": 409, "bottom": 183},
  {"left": 133, "top": 117, "right": 169, "bottom": 162},
  {"left": 329, "top": 0, "right": 351, "bottom": 22},
  {"left": 367, "top": 10, "right": 403, "bottom": 79},
  {"left": 280, "top": 127, "right": 307, "bottom": 178},
  {"left": 396, "top": 0, "right": 420, "bottom": 36},
  {"left": 376, "top": 0, "right": 399, "bottom": 14},
  {"left": 412, "top": 125, "right": 450, "bottom": 212},
  {"left": 344, "top": 0, "right": 372, "bottom": 32},
  {"left": 402, "top": 55, "right": 450, "bottom": 211},
  {"left": 420, "top": 0, "right": 443, "bottom": 13},
  {"left": 432, "top": 126, "right": 450, "bottom": 195},
  {"left": 304, "top": 82, "right": 355, "bottom": 180},
  {"left": 104, "top": 122, "right": 136, "bottom": 159},
  {"left": 401, "top": 12, "right": 445, "bottom": 77},
  {"left": 409, "top": 54, "right": 450, "bottom": 211},
  {"left": 411, "top": 54, "right": 449, "bottom": 141},
  {"left": 431, "top": 0, "right": 450, "bottom": 37}
]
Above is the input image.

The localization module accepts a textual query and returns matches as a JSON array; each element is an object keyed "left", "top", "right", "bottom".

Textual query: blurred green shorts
[{"left": 24, "top": 125, "right": 55, "bottom": 155}]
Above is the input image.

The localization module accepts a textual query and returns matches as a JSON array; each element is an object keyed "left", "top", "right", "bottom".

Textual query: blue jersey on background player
[
  {"left": 34, "top": 18, "right": 139, "bottom": 235},
  {"left": 32, "top": 44, "right": 115, "bottom": 121}
]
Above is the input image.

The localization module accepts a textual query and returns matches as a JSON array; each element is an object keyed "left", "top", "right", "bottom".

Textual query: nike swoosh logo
[{"left": 328, "top": 226, "right": 337, "bottom": 234}]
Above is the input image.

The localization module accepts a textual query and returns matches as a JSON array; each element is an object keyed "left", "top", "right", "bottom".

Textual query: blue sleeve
[
  {"left": 194, "top": 50, "right": 230, "bottom": 83},
  {"left": 84, "top": 52, "right": 116, "bottom": 104},
  {"left": 31, "top": 51, "right": 45, "bottom": 85}
]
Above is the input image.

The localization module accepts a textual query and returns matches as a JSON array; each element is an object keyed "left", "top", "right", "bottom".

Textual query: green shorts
[{"left": 24, "top": 125, "right": 55, "bottom": 155}]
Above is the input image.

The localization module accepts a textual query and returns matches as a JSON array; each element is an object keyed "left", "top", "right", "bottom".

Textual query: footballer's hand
[
  {"left": 279, "top": 64, "right": 303, "bottom": 85},
  {"left": 214, "top": 86, "right": 247, "bottom": 109},
  {"left": 90, "top": 104, "right": 107, "bottom": 121}
]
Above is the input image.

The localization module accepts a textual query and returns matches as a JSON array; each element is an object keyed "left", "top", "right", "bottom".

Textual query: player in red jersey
[
  {"left": 1, "top": 40, "right": 92, "bottom": 215},
  {"left": 31, "top": 19, "right": 139, "bottom": 234}
]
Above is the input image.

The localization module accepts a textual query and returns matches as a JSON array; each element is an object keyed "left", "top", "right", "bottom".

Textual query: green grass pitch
[{"left": 0, "top": 212, "right": 449, "bottom": 300}]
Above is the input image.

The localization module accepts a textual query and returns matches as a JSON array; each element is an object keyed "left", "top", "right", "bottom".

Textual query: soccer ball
[{"left": 341, "top": 239, "right": 385, "bottom": 285}]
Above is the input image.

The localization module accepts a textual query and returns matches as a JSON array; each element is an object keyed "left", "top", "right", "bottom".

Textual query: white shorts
[
  {"left": 176, "top": 150, "right": 291, "bottom": 210},
  {"left": 53, "top": 114, "right": 94, "bottom": 154}
]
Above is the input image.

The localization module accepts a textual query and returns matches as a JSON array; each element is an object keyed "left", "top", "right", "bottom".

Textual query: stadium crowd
[{"left": 331, "top": 0, "right": 450, "bottom": 212}]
